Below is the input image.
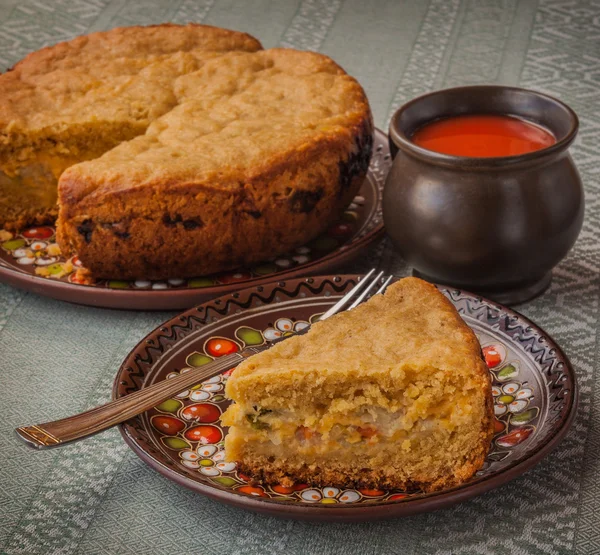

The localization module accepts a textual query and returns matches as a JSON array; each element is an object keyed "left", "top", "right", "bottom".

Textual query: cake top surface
[
  {"left": 59, "top": 48, "right": 370, "bottom": 204},
  {"left": 0, "top": 24, "right": 262, "bottom": 130},
  {"left": 227, "top": 277, "right": 487, "bottom": 391}
]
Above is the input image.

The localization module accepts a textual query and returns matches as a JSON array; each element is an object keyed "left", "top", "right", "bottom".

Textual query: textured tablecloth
[{"left": 1, "top": 0, "right": 599, "bottom": 553}]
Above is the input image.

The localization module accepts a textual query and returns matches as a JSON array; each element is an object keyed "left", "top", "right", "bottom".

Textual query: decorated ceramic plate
[
  {"left": 113, "top": 274, "right": 577, "bottom": 522},
  {"left": 0, "top": 132, "right": 390, "bottom": 310}
]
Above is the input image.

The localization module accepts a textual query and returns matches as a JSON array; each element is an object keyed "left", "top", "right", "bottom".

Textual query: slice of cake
[{"left": 222, "top": 277, "right": 494, "bottom": 492}]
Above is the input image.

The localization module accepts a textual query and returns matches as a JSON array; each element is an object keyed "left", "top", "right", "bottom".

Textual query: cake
[
  {"left": 0, "top": 24, "right": 373, "bottom": 280},
  {"left": 222, "top": 277, "right": 494, "bottom": 492}
]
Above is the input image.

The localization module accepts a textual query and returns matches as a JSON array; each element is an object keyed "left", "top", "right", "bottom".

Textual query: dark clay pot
[{"left": 384, "top": 85, "right": 584, "bottom": 305}]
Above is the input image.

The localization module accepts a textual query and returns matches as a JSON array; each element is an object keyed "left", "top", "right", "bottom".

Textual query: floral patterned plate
[
  {"left": 114, "top": 274, "right": 577, "bottom": 522},
  {"left": 0, "top": 131, "right": 390, "bottom": 310}
]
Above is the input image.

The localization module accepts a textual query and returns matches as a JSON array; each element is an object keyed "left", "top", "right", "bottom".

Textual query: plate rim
[
  {"left": 0, "top": 130, "right": 388, "bottom": 310},
  {"left": 114, "top": 274, "right": 578, "bottom": 521}
]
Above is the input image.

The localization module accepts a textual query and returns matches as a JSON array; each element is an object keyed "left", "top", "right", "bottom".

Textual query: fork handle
[
  {"left": 15, "top": 273, "right": 380, "bottom": 450},
  {"left": 15, "top": 347, "right": 263, "bottom": 449}
]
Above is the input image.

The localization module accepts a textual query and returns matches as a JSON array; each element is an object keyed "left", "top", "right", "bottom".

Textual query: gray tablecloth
[{"left": 1, "top": 0, "right": 599, "bottom": 553}]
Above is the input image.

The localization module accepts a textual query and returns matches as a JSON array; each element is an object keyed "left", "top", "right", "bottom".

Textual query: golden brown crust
[
  {"left": 7, "top": 23, "right": 261, "bottom": 70},
  {"left": 0, "top": 24, "right": 264, "bottom": 238},
  {"left": 227, "top": 277, "right": 491, "bottom": 394},
  {"left": 0, "top": 23, "right": 262, "bottom": 131}
]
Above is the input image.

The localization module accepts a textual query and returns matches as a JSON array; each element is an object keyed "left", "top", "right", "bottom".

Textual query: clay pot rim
[{"left": 388, "top": 85, "right": 579, "bottom": 170}]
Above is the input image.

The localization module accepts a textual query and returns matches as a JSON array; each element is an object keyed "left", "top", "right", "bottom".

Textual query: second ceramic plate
[{"left": 114, "top": 275, "right": 577, "bottom": 522}]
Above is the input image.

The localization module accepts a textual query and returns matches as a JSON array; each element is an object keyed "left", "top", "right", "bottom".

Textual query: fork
[{"left": 16, "top": 270, "right": 393, "bottom": 449}]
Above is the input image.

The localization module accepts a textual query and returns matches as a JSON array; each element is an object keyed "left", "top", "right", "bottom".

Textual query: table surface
[{"left": 1, "top": 0, "right": 599, "bottom": 553}]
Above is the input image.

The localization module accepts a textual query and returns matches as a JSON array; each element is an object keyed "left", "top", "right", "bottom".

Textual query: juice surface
[{"left": 411, "top": 114, "right": 556, "bottom": 157}]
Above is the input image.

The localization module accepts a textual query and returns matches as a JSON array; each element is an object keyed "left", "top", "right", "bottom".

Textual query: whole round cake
[{"left": 0, "top": 24, "right": 373, "bottom": 280}]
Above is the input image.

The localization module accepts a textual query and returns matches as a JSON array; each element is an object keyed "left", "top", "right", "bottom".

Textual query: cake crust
[
  {"left": 234, "top": 451, "right": 485, "bottom": 493},
  {"left": 0, "top": 23, "right": 262, "bottom": 134}
]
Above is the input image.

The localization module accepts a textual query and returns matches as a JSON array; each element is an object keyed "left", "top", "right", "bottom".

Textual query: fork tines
[{"left": 320, "top": 269, "right": 393, "bottom": 321}]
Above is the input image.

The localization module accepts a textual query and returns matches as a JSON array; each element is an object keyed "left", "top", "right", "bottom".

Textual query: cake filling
[
  {"left": 0, "top": 167, "right": 58, "bottom": 230},
  {"left": 226, "top": 377, "right": 475, "bottom": 456},
  {"left": 0, "top": 123, "right": 147, "bottom": 230}
]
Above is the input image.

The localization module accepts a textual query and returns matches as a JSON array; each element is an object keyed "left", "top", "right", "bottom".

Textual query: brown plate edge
[{"left": 113, "top": 274, "right": 579, "bottom": 522}]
